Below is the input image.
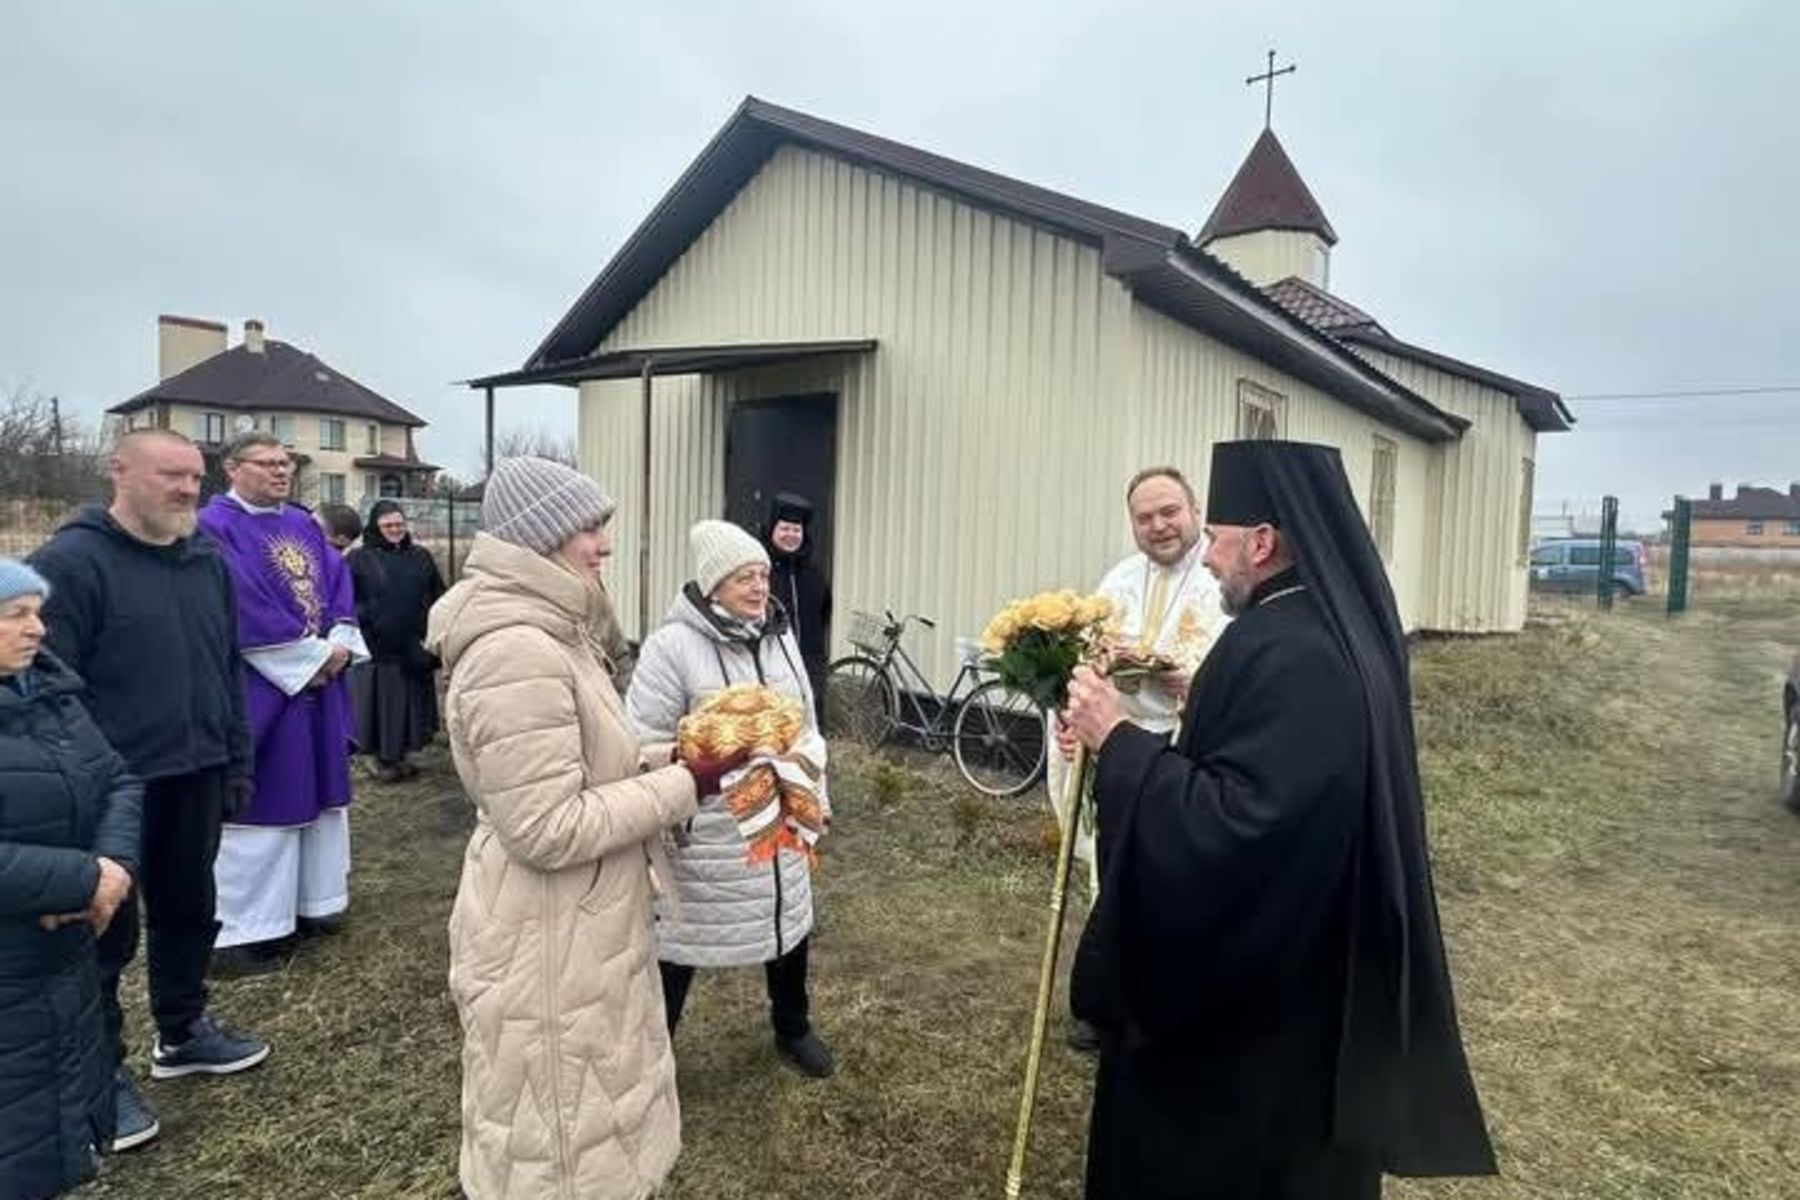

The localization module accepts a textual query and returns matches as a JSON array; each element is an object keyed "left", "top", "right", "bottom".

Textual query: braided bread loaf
[{"left": 676, "top": 684, "right": 806, "bottom": 762}]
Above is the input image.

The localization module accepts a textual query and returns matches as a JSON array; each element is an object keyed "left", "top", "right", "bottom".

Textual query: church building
[{"left": 471, "top": 96, "right": 1572, "bottom": 684}]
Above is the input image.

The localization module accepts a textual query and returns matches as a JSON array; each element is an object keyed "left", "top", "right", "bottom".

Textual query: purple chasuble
[{"left": 199, "top": 496, "right": 357, "bottom": 827}]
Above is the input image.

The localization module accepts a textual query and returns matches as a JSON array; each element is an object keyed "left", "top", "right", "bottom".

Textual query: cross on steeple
[{"left": 1246, "top": 50, "right": 1296, "bottom": 131}]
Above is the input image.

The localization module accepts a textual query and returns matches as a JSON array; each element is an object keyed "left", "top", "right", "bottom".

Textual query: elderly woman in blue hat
[{"left": 0, "top": 558, "right": 142, "bottom": 1199}]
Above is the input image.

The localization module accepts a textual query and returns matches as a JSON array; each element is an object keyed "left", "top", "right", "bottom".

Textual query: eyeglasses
[{"left": 236, "top": 458, "right": 292, "bottom": 472}]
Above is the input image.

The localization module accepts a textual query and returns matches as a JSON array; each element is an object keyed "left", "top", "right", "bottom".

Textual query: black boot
[{"left": 775, "top": 1030, "right": 836, "bottom": 1079}]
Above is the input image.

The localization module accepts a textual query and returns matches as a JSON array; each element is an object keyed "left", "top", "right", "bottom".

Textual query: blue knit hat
[{"left": 0, "top": 558, "right": 50, "bottom": 605}]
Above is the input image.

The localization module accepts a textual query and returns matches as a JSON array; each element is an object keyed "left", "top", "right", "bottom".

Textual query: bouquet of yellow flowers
[
  {"left": 980, "top": 590, "right": 1116, "bottom": 709},
  {"left": 678, "top": 684, "right": 828, "bottom": 868}
]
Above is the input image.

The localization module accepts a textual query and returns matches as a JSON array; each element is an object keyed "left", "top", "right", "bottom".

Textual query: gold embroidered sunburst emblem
[{"left": 266, "top": 535, "right": 324, "bottom": 636}]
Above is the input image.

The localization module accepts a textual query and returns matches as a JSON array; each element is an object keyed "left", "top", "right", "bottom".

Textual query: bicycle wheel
[
  {"left": 823, "top": 656, "right": 897, "bottom": 747},
  {"left": 952, "top": 679, "right": 1048, "bottom": 797}
]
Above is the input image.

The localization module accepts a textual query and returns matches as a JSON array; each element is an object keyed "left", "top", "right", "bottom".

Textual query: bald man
[{"left": 30, "top": 429, "right": 269, "bottom": 1155}]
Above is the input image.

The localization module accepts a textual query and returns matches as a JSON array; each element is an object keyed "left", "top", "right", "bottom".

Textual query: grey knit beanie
[
  {"left": 481, "top": 457, "right": 616, "bottom": 554},
  {"left": 690, "top": 519, "right": 769, "bottom": 596},
  {"left": 0, "top": 558, "right": 50, "bottom": 605}
]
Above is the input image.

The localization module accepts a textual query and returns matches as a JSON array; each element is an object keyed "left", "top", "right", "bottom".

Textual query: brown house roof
[
  {"left": 1197, "top": 129, "right": 1338, "bottom": 246},
  {"left": 111, "top": 340, "right": 426, "bottom": 428},
  {"left": 1689, "top": 485, "right": 1800, "bottom": 521},
  {"left": 520, "top": 97, "right": 1466, "bottom": 444}
]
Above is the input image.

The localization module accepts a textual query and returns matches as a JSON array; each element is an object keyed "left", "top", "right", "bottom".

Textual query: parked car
[
  {"left": 1782, "top": 654, "right": 1799, "bottom": 812},
  {"left": 1529, "top": 538, "right": 1649, "bottom": 599}
]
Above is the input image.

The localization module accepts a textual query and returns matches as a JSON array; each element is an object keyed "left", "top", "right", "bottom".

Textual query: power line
[{"left": 1564, "top": 384, "right": 1800, "bottom": 402}]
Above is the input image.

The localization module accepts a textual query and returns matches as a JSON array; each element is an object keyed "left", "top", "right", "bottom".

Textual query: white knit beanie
[
  {"left": 481, "top": 456, "right": 615, "bottom": 555},
  {"left": 690, "top": 519, "right": 769, "bottom": 596}
]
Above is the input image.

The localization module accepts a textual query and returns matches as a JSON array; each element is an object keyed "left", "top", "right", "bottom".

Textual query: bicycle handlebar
[{"left": 883, "top": 610, "right": 938, "bottom": 633}]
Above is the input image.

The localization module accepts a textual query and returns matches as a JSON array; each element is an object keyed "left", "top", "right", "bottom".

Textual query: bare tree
[
  {"left": 480, "top": 426, "right": 579, "bottom": 472},
  {"left": 0, "top": 386, "right": 108, "bottom": 503}
]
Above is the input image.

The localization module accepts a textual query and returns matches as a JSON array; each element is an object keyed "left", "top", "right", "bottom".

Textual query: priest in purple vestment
[{"left": 198, "top": 433, "right": 368, "bottom": 954}]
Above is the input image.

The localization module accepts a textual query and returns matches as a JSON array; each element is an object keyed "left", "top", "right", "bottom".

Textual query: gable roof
[
  {"left": 1262, "top": 276, "right": 1572, "bottom": 434},
  {"left": 1690, "top": 485, "right": 1800, "bottom": 522},
  {"left": 523, "top": 97, "right": 1467, "bottom": 443},
  {"left": 111, "top": 340, "right": 426, "bottom": 427},
  {"left": 1197, "top": 129, "right": 1338, "bottom": 246}
]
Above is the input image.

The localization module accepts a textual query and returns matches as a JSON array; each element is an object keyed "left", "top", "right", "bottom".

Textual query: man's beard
[
  {"left": 1215, "top": 547, "right": 1254, "bottom": 616},
  {"left": 1146, "top": 535, "right": 1197, "bottom": 568},
  {"left": 149, "top": 506, "right": 198, "bottom": 540}
]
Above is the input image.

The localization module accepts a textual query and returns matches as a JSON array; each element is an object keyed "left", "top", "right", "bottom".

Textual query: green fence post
[
  {"left": 1597, "top": 495, "right": 1620, "bottom": 611},
  {"left": 1666, "top": 497, "right": 1691, "bottom": 616}
]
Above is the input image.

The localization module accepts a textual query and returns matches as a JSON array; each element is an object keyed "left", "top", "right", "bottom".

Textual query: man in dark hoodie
[
  {"left": 762, "top": 493, "right": 832, "bottom": 724},
  {"left": 29, "top": 429, "right": 270, "bottom": 1155}
]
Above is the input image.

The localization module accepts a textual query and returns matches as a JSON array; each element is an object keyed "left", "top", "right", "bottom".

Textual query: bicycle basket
[{"left": 847, "top": 610, "right": 891, "bottom": 653}]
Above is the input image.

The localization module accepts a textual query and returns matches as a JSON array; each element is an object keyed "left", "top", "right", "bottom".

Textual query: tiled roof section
[
  {"left": 1262, "top": 277, "right": 1571, "bottom": 433},
  {"left": 1197, "top": 129, "right": 1338, "bottom": 246},
  {"left": 1262, "top": 276, "right": 1385, "bottom": 334},
  {"left": 1691, "top": 486, "right": 1800, "bottom": 521},
  {"left": 110, "top": 340, "right": 425, "bottom": 427}
]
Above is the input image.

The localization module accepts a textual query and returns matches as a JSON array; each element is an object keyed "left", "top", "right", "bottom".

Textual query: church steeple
[
  {"left": 1198, "top": 57, "right": 1338, "bottom": 289},
  {"left": 1199, "top": 129, "right": 1337, "bottom": 246}
]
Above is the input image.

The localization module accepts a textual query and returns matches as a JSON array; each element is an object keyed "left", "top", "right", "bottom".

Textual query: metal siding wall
[
  {"left": 576, "top": 141, "right": 1522, "bottom": 677},
  {"left": 1129, "top": 306, "right": 1433, "bottom": 629},
  {"left": 1202, "top": 229, "right": 1326, "bottom": 287},
  {"left": 579, "top": 373, "right": 724, "bottom": 638},
  {"left": 579, "top": 146, "right": 1129, "bottom": 685},
  {"left": 1357, "top": 349, "right": 1537, "bottom": 631}
]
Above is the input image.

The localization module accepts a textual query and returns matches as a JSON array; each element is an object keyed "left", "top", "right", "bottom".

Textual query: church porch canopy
[{"left": 461, "top": 336, "right": 877, "bottom": 634}]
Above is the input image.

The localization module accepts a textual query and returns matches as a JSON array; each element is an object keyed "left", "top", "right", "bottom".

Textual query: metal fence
[
  {"left": 376, "top": 495, "right": 484, "bottom": 581},
  {"left": 0, "top": 498, "right": 78, "bottom": 559},
  {"left": 0, "top": 495, "right": 486, "bottom": 581}
]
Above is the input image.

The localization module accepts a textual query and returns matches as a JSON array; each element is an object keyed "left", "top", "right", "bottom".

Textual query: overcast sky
[{"left": 4, "top": 0, "right": 1796, "bottom": 530}]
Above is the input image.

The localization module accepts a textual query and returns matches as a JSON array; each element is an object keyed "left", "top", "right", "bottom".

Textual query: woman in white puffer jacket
[{"left": 626, "top": 519, "right": 835, "bottom": 1079}]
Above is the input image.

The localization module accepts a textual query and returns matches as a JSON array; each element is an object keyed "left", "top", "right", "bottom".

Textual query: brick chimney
[
  {"left": 157, "top": 314, "right": 227, "bottom": 380},
  {"left": 1708, "top": 483, "right": 1723, "bottom": 500},
  {"left": 244, "top": 318, "right": 266, "bottom": 354}
]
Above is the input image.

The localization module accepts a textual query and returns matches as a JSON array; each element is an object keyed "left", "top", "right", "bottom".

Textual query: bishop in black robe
[{"left": 1064, "top": 440, "right": 1495, "bottom": 1200}]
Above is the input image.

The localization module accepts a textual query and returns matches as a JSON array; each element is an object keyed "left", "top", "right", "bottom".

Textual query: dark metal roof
[
  {"left": 1334, "top": 328, "right": 1574, "bottom": 433},
  {"left": 468, "top": 338, "right": 878, "bottom": 390},
  {"left": 525, "top": 97, "right": 1179, "bottom": 370},
  {"left": 1118, "top": 251, "right": 1464, "bottom": 441},
  {"left": 111, "top": 340, "right": 426, "bottom": 427},
  {"left": 508, "top": 97, "right": 1464, "bottom": 441},
  {"left": 1197, "top": 129, "right": 1338, "bottom": 246},
  {"left": 1260, "top": 278, "right": 1570, "bottom": 434}
]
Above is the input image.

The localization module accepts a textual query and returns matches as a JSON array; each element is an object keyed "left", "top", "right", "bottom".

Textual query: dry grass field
[{"left": 84, "top": 598, "right": 1800, "bottom": 1199}]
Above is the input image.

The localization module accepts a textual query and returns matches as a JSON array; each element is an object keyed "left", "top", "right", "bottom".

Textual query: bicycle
[{"left": 823, "top": 609, "right": 1048, "bottom": 797}]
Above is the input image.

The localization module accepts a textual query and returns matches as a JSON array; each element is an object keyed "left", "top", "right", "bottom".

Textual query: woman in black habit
[
  {"left": 348, "top": 501, "right": 445, "bottom": 781},
  {"left": 762, "top": 492, "right": 832, "bottom": 723},
  {"left": 1063, "top": 440, "right": 1495, "bottom": 1200}
]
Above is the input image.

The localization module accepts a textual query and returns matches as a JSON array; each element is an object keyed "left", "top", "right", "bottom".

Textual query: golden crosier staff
[{"left": 1004, "top": 739, "right": 1090, "bottom": 1199}]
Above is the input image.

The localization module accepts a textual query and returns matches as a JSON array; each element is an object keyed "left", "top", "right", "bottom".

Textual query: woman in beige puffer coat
[{"left": 427, "top": 457, "right": 702, "bottom": 1200}]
